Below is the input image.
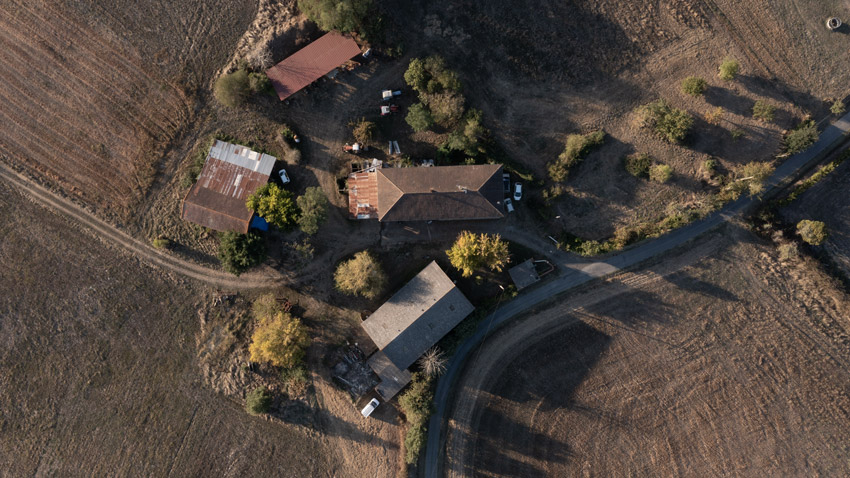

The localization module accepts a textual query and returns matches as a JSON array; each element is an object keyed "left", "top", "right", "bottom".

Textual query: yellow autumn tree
[
  {"left": 446, "top": 231, "right": 510, "bottom": 277},
  {"left": 248, "top": 296, "right": 310, "bottom": 369}
]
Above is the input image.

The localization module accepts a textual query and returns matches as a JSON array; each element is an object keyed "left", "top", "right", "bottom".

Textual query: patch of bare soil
[
  {"left": 445, "top": 225, "right": 850, "bottom": 476},
  {"left": 0, "top": 180, "right": 402, "bottom": 477},
  {"left": 779, "top": 157, "right": 850, "bottom": 280}
]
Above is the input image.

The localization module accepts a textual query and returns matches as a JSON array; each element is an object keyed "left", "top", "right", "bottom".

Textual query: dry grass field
[
  {"left": 446, "top": 226, "right": 850, "bottom": 476},
  {"left": 0, "top": 180, "right": 404, "bottom": 477}
]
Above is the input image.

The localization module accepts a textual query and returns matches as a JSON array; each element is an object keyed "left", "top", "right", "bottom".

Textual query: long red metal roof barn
[{"left": 265, "top": 32, "right": 361, "bottom": 101}]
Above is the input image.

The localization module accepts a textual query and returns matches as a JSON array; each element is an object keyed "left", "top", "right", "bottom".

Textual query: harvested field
[
  {"left": 0, "top": 180, "right": 400, "bottom": 477},
  {"left": 446, "top": 226, "right": 850, "bottom": 476},
  {"left": 0, "top": 0, "right": 256, "bottom": 220},
  {"left": 779, "top": 155, "right": 850, "bottom": 280}
]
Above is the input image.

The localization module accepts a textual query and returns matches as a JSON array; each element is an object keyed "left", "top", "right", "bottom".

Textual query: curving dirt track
[
  {"left": 445, "top": 228, "right": 850, "bottom": 477},
  {"left": 0, "top": 160, "right": 283, "bottom": 290}
]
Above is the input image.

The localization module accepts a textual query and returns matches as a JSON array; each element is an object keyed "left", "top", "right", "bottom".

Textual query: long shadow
[
  {"left": 662, "top": 270, "right": 739, "bottom": 302},
  {"left": 458, "top": 322, "right": 610, "bottom": 475}
]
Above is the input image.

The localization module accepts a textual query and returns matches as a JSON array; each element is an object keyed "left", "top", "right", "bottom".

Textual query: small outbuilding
[
  {"left": 509, "top": 259, "right": 541, "bottom": 291},
  {"left": 361, "top": 261, "right": 474, "bottom": 399},
  {"left": 181, "top": 140, "right": 275, "bottom": 233},
  {"left": 265, "top": 32, "right": 362, "bottom": 101}
]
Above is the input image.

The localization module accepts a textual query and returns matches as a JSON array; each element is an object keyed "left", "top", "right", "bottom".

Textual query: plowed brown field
[{"left": 446, "top": 226, "right": 850, "bottom": 476}]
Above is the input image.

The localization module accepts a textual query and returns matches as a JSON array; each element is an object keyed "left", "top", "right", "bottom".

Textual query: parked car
[
  {"left": 513, "top": 182, "right": 523, "bottom": 201},
  {"left": 503, "top": 173, "right": 511, "bottom": 194},
  {"left": 279, "top": 169, "right": 291, "bottom": 184},
  {"left": 504, "top": 198, "right": 514, "bottom": 213},
  {"left": 361, "top": 398, "right": 380, "bottom": 418}
]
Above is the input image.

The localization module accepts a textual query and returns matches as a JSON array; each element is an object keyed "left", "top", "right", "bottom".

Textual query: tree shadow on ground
[
  {"left": 459, "top": 321, "right": 610, "bottom": 476},
  {"left": 661, "top": 270, "right": 739, "bottom": 302}
]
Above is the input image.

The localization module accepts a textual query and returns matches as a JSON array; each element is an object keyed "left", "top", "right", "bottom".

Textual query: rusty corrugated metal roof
[
  {"left": 181, "top": 141, "right": 275, "bottom": 233},
  {"left": 265, "top": 32, "right": 361, "bottom": 101}
]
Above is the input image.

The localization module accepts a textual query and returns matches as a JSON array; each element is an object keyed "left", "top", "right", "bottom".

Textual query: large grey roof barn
[{"left": 362, "top": 261, "right": 474, "bottom": 373}]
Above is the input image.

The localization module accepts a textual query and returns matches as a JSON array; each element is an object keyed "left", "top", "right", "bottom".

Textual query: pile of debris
[{"left": 331, "top": 344, "right": 379, "bottom": 400}]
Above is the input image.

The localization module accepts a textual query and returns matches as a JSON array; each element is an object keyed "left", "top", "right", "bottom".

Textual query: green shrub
[
  {"left": 681, "top": 76, "right": 707, "bottom": 96},
  {"left": 727, "top": 161, "right": 774, "bottom": 198},
  {"left": 703, "top": 158, "right": 717, "bottom": 175},
  {"left": 649, "top": 164, "right": 673, "bottom": 183},
  {"left": 218, "top": 231, "right": 267, "bottom": 276},
  {"left": 796, "top": 219, "right": 827, "bottom": 245},
  {"left": 705, "top": 106, "right": 724, "bottom": 125},
  {"left": 718, "top": 57, "right": 739, "bottom": 81},
  {"left": 636, "top": 99, "right": 693, "bottom": 143},
  {"left": 245, "top": 386, "right": 272, "bottom": 415},
  {"left": 784, "top": 120, "right": 818, "bottom": 154},
  {"left": 152, "top": 237, "right": 171, "bottom": 249},
  {"left": 624, "top": 153, "right": 652, "bottom": 178},
  {"left": 214, "top": 70, "right": 251, "bottom": 108},
  {"left": 297, "top": 0, "right": 372, "bottom": 35},
  {"left": 296, "top": 187, "right": 329, "bottom": 235},
  {"left": 399, "top": 373, "right": 434, "bottom": 464},
  {"left": 404, "top": 423, "right": 427, "bottom": 464},
  {"left": 248, "top": 72, "right": 271, "bottom": 93},
  {"left": 730, "top": 129, "right": 745, "bottom": 141},
  {"left": 406, "top": 102, "right": 434, "bottom": 132},
  {"left": 831, "top": 99, "right": 846, "bottom": 116},
  {"left": 548, "top": 130, "right": 605, "bottom": 181},
  {"left": 752, "top": 100, "right": 776, "bottom": 122}
]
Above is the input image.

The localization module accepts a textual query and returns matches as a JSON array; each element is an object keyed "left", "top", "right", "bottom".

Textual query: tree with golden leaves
[
  {"left": 334, "top": 251, "right": 387, "bottom": 299},
  {"left": 446, "top": 231, "right": 510, "bottom": 278},
  {"left": 248, "top": 295, "right": 310, "bottom": 369}
]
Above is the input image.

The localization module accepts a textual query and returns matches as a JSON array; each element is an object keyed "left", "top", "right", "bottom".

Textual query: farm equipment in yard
[
  {"left": 344, "top": 142, "right": 365, "bottom": 154},
  {"left": 380, "top": 105, "right": 399, "bottom": 116},
  {"left": 382, "top": 89, "right": 402, "bottom": 101}
]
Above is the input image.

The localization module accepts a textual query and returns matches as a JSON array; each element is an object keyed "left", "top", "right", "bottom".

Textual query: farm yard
[
  {"left": 1, "top": 0, "right": 850, "bottom": 476},
  {"left": 445, "top": 226, "right": 850, "bottom": 477}
]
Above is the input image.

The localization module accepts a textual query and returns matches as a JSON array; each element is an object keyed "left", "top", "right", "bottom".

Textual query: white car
[
  {"left": 361, "top": 398, "right": 380, "bottom": 418},
  {"left": 504, "top": 198, "right": 514, "bottom": 213},
  {"left": 279, "top": 169, "right": 291, "bottom": 184},
  {"left": 513, "top": 182, "right": 523, "bottom": 201}
]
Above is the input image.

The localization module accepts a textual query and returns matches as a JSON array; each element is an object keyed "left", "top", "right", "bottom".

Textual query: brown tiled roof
[
  {"left": 265, "top": 32, "right": 362, "bottom": 101},
  {"left": 375, "top": 164, "right": 504, "bottom": 221},
  {"left": 181, "top": 141, "right": 275, "bottom": 233}
]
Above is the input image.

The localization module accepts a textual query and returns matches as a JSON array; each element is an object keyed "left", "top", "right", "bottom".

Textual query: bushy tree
[
  {"left": 624, "top": 153, "right": 652, "bottom": 178},
  {"left": 718, "top": 57, "right": 739, "bottom": 81},
  {"left": 752, "top": 100, "right": 776, "bottom": 122},
  {"left": 797, "top": 219, "right": 827, "bottom": 245},
  {"left": 831, "top": 99, "right": 846, "bottom": 115},
  {"left": 446, "top": 231, "right": 510, "bottom": 278},
  {"left": 406, "top": 102, "right": 434, "bottom": 132},
  {"left": 444, "top": 109, "right": 487, "bottom": 156},
  {"left": 296, "top": 187, "right": 329, "bottom": 235},
  {"left": 422, "top": 92, "right": 465, "bottom": 127},
  {"left": 334, "top": 251, "right": 387, "bottom": 299},
  {"left": 636, "top": 99, "right": 693, "bottom": 143},
  {"left": 249, "top": 310, "right": 310, "bottom": 368},
  {"left": 218, "top": 231, "right": 267, "bottom": 276},
  {"left": 548, "top": 130, "right": 605, "bottom": 182},
  {"left": 297, "top": 0, "right": 372, "bottom": 34},
  {"left": 351, "top": 118, "right": 376, "bottom": 143},
  {"left": 248, "top": 72, "right": 271, "bottom": 93},
  {"left": 246, "top": 183, "right": 299, "bottom": 230},
  {"left": 245, "top": 386, "right": 272, "bottom": 415},
  {"left": 681, "top": 76, "right": 707, "bottom": 96},
  {"left": 649, "top": 164, "right": 673, "bottom": 183},
  {"left": 784, "top": 120, "right": 819, "bottom": 154},
  {"left": 404, "top": 56, "right": 460, "bottom": 94},
  {"left": 214, "top": 69, "right": 251, "bottom": 108}
]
